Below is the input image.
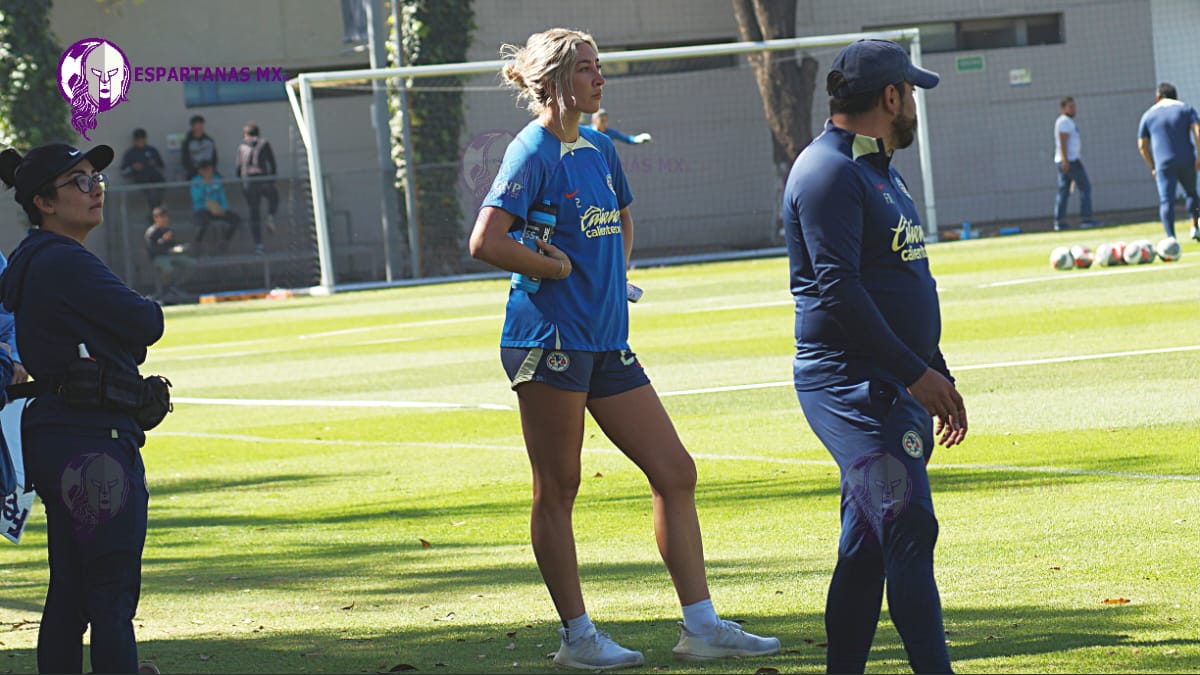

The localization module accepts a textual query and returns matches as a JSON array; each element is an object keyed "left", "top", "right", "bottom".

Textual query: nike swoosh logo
[
  {"left": 620, "top": 351, "right": 636, "bottom": 366},
  {"left": 565, "top": 190, "right": 579, "bottom": 199}
]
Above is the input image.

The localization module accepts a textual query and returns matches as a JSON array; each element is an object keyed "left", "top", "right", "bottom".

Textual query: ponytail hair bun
[{"left": 0, "top": 148, "right": 22, "bottom": 189}]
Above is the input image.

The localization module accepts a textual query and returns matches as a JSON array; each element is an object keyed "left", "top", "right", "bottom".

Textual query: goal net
[{"left": 286, "top": 28, "right": 934, "bottom": 291}]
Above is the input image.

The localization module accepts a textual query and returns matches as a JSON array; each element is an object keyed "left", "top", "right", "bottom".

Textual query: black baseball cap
[
  {"left": 13, "top": 143, "right": 113, "bottom": 207},
  {"left": 829, "top": 39, "right": 939, "bottom": 97}
]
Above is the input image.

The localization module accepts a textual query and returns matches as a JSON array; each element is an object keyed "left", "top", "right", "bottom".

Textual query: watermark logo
[
  {"left": 59, "top": 38, "right": 131, "bottom": 141},
  {"left": 61, "top": 452, "right": 131, "bottom": 534},
  {"left": 461, "top": 129, "right": 516, "bottom": 207}
]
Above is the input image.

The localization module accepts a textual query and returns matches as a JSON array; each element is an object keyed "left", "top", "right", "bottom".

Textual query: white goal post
[{"left": 286, "top": 28, "right": 935, "bottom": 292}]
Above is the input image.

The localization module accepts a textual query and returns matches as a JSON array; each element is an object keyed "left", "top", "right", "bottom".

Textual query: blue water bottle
[{"left": 511, "top": 200, "right": 557, "bottom": 293}]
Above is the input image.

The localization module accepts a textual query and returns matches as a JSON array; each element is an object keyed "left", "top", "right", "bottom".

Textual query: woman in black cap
[{"left": 0, "top": 143, "right": 163, "bottom": 674}]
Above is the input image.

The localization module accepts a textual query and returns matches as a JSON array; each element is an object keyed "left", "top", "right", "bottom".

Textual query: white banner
[{"left": 1, "top": 399, "right": 33, "bottom": 544}]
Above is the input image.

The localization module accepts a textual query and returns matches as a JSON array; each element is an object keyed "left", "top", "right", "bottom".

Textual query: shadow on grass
[{"left": 1, "top": 603, "right": 1193, "bottom": 674}]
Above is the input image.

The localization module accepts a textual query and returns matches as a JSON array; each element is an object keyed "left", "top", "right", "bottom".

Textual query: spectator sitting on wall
[
  {"left": 190, "top": 159, "right": 248, "bottom": 254},
  {"left": 144, "top": 206, "right": 195, "bottom": 303}
]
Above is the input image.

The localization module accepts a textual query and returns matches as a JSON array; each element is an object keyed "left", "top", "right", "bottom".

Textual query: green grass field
[{"left": 1, "top": 222, "right": 1197, "bottom": 674}]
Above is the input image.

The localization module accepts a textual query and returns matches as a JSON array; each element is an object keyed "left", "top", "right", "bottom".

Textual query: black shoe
[
  {"left": 1080, "top": 220, "right": 1102, "bottom": 229},
  {"left": 1053, "top": 222, "right": 1068, "bottom": 231}
]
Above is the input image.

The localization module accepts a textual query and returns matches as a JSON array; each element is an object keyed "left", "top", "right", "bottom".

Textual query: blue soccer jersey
[
  {"left": 782, "top": 120, "right": 951, "bottom": 390},
  {"left": 1138, "top": 98, "right": 1200, "bottom": 169},
  {"left": 484, "top": 122, "right": 633, "bottom": 351}
]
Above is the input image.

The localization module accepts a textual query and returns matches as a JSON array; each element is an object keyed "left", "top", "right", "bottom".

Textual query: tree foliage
[
  {"left": 0, "top": 0, "right": 74, "bottom": 148},
  {"left": 731, "top": 0, "right": 818, "bottom": 166},
  {"left": 388, "top": 0, "right": 475, "bottom": 276}
]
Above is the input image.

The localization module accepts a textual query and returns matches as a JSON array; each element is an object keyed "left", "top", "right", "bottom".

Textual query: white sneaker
[
  {"left": 672, "top": 619, "right": 781, "bottom": 661},
  {"left": 553, "top": 626, "right": 644, "bottom": 671}
]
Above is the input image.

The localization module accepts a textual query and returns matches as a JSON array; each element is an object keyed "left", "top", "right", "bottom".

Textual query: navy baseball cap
[
  {"left": 829, "top": 39, "right": 939, "bottom": 97},
  {"left": 13, "top": 143, "right": 113, "bottom": 207}
]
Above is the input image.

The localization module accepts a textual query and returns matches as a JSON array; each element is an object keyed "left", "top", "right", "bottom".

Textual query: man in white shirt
[{"left": 1053, "top": 96, "right": 1099, "bottom": 231}]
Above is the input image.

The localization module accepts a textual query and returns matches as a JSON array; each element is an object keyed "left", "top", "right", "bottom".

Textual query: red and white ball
[
  {"left": 1155, "top": 237, "right": 1182, "bottom": 262},
  {"left": 1123, "top": 240, "right": 1155, "bottom": 265},
  {"left": 1095, "top": 243, "right": 1121, "bottom": 267},
  {"left": 1050, "top": 246, "right": 1074, "bottom": 270},
  {"left": 1070, "top": 245, "right": 1094, "bottom": 269}
]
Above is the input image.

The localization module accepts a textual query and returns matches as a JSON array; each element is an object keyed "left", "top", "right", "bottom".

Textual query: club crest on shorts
[
  {"left": 901, "top": 430, "right": 923, "bottom": 459},
  {"left": 545, "top": 351, "right": 570, "bottom": 372}
]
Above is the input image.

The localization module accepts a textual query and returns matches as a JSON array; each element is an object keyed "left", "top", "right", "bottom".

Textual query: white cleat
[
  {"left": 553, "top": 626, "right": 645, "bottom": 671},
  {"left": 672, "top": 619, "right": 781, "bottom": 661}
]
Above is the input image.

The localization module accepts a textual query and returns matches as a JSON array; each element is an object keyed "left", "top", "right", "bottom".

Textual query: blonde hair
[{"left": 499, "top": 28, "right": 598, "bottom": 116}]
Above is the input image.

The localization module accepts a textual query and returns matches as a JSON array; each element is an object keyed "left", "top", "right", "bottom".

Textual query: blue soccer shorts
[{"left": 501, "top": 347, "right": 650, "bottom": 399}]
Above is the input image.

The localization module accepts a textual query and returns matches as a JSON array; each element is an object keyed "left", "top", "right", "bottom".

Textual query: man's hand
[
  {"left": 1059, "top": 159, "right": 1069, "bottom": 174},
  {"left": 908, "top": 368, "right": 968, "bottom": 448},
  {"left": 11, "top": 362, "right": 28, "bottom": 385}
]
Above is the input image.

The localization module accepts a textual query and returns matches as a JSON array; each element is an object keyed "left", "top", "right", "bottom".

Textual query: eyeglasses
[{"left": 54, "top": 172, "right": 108, "bottom": 194}]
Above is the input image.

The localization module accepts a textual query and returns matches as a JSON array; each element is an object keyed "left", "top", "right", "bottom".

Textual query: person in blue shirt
[
  {"left": 1136, "top": 82, "right": 1200, "bottom": 241},
  {"left": 190, "top": 159, "right": 249, "bottom": 254},
  {"left": 0, "top": 142, "right": 163, "bottom": 674},
  {"left": 0, "top": 250, "right": 27, "bottom": 385},
  {"left": 781, "top": 39, "right": 967, "bottom": 674},
  {"left": 589, "top": 108, "right": 652, "bottom": 145},
  {"left": 469, "top": 27, "right": 778, "bottom": 671}
]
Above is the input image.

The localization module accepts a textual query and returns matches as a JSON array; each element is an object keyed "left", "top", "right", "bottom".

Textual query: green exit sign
[{"left": 956, "top": 55, "right": 985, "bottom": 72}]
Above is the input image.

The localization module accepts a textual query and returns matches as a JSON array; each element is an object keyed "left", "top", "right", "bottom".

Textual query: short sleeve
[{"left": 483, "top": 134, "right": 545, "bottom": 225}]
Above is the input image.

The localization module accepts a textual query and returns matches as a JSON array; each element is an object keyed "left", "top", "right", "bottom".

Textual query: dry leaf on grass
[{"left": 1102, "top": 598, "right": 1131, "bottom": 605}]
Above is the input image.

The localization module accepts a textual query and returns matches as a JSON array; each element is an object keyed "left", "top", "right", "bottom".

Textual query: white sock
[
  {"left": 564, "top": 612, "right": 594, "bottom": 644},
  {"left": 681, "top": 597, "right": 720, "bottom": 634}
]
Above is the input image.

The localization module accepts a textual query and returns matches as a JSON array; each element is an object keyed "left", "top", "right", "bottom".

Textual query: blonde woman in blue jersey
[{"left": 468, "top": 28, "right": 779, "bottom": 671}]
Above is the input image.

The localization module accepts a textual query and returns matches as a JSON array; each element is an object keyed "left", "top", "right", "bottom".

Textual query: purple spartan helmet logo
[
  {"left": 58, "top": 38, "right": 131, "bottom": 141},
  {"left": 461, "top": 129, "right": 516, "bottom": 208}
]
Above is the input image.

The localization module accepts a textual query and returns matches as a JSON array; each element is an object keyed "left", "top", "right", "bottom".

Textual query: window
[
  {"left": 184, "top": 79, "right": 286, "bottom": 107},
  {"left": 183, "top": 63, "right": 370, "bottom": 107},
  {"left": 867, "top": 14, "right": 1063, "bottom": 54}
]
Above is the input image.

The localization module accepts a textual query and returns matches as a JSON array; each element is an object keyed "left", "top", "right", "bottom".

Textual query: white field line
[
  {"left": 683, "top": 299, "right": 792, "bottom": 313},
  {"left": 977, "top": 261, "right": 1195, "bottom": 288},
  {"left": 659, "top": 344, "right": 1200, "bottom": 397},
  {"left": 297, "top": 314, "right": 502, "bottom": 340},
  {"left": 153, "top": 432, "right": 1200, "bottom": 482},
  {"left": 171, "top": 396, "right": 512, "bottom": 411},
  {"left": 169, "top": 350, "right": 265, "bottom": 362},
  {"left": 171, "top": 343, "right": 1200, "bottom": 410},
  {"left": 152, "top": 314, "right": 502, "bottom": 355}
]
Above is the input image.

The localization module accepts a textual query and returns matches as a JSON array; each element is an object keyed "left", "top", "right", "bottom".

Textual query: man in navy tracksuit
[{"left": 781, "top": 40, "right": 968, "bottom": 674}]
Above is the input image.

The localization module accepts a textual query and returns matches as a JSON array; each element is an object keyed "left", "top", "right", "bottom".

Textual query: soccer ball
[
  {"left": 1070, "top": 245, "right": 1094, "bottom": 269},
  {"left": 1112, "top": 241, "right": 1128, "bottom": 263},
  {"left": 1123, "top": 240, "right": 1155, "bottom": 265},
  {"left": 1095, "top": 243, "right": 1121, "bottom": 267},
  {"left": 1155, "top": 237, "right": 1182, "bottom": 262},
  {"left": 1050, "top": 246, "right": 1074, "bottom": 270}
]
